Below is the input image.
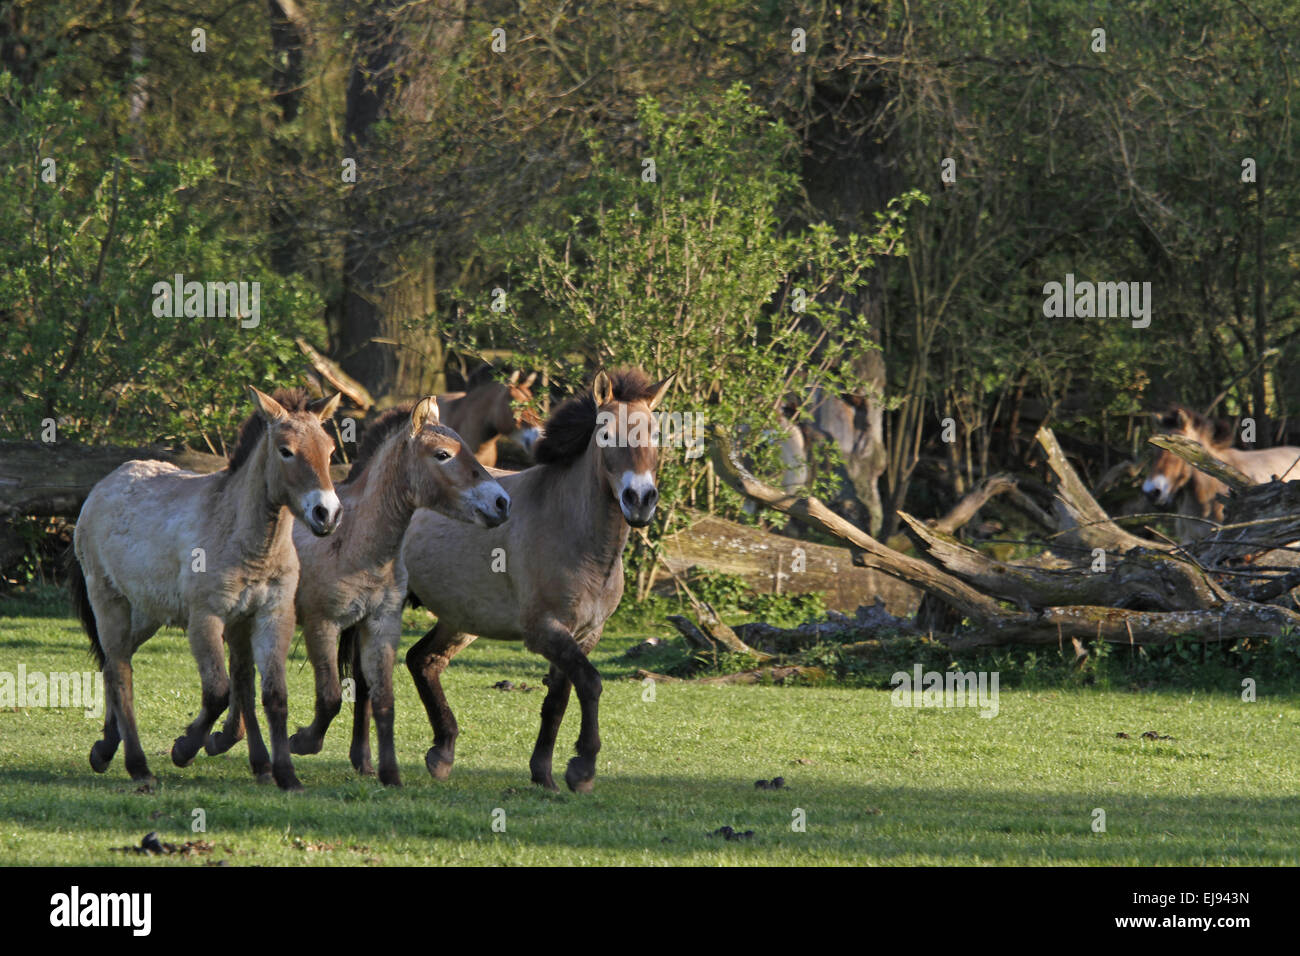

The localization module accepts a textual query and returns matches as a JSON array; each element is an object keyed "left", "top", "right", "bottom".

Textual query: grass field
[{"left": 2, "top": 594, "right": 1299, "bottom": 866}]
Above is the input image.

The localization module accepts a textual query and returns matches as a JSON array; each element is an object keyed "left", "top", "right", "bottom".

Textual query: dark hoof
[
  {"left": 254, "top": 771, "right": 274, "bottom": 785},
  {"left": 89, "top": 742, "right": 114, "bottom": 773},
  {"left": 172, "top": 735, "right": 203, "bottom": 768},
  {"left": 565, "top": 758, "right": 595, "bottom": 794},
  {"left": 379, "top": 768, "right": 403, "bottom": 788},
  {"left": 130, "top": 772, "right": 158, "bottom": 791},
  {"left": 532, "top": 773, "right": 559, "bottom": 792},
  {"left": 289, "top": 730, "right": 321, "bottom": 756},
  {"left": 425, "top": 749, "right": 453, "bottom": 781},
  {"left": 273, "top": 768, "right": 303, "bottom": 792}
]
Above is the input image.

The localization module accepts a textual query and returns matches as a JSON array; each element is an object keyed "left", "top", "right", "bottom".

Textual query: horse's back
[
  {"left": 1230, "top": 445, "right": 1300, "bottom": 483},
  {"left": 75, "top": 459, "right": 213, "bottom": 621}
]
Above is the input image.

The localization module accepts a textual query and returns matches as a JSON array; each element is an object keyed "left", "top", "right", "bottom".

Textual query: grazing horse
[
  {"left": 1143, "top": 405, "right": 1300, "bottom": 524},
  {"left": 438, "top": 367, "right": 543, "bottom": 467},
  {"left": 67, "top": 388, "right": 341, "bottom": 790},
  {"left": 380, "top": 368, "right": 673, "bottom": 793},
  {"left": 205, "top": 398, "right": 510, "bottom": 787}
]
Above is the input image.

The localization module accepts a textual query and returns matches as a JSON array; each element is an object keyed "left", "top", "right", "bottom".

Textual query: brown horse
[
  {"left": 1144, "top": 405, "right": 1300, "bottom": 524},
  {"left": 438, "top": 367, "right": 542, "bottom": 467},
  {"left": 68, "top": 388, "right": 341, "bottom": 790},
  {"left": 368, "top": 368, "right": 673, "bottom": 793},
  {"left": 204, "top": 398, "right": 510, "bottom": 787}
]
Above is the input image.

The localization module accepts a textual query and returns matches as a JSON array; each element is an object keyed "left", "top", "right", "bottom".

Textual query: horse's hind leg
[
  {"left": 289, "top": 619, "right": 342, "bottom": 756},
  {"left": 206, "top": 620, "right": 251, "bottom": 756},
  {"left": 406, "top": 620, "right": 476, "bottom": 781},
  {"left": 172, "top": 613, "right": 230, "bottom": 767},
  {"left": 529, "top": 665, "right": 572, "bottom": 791},
  {"left": 359, "top": 617, "right": 402, "bottom": 786},
  {"left": 528, "top": 622, "right": 602, "bottom": 793}
]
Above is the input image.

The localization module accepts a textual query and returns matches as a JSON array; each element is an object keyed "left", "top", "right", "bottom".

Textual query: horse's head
[
  {"left": 469, "top": 368, "right": 543, "bottom": 456},
  {"left": 405, "top": 397, "right": 511, "bottom": 528},
  {"left": 590, "top": 369, "right": 675, "bottom": 528},
  {"left": 247, "top": 386, "right": 342, "bottom": 536},
  {"left": 1142, "top": 405, "right": 1232, "bottom": 505}
]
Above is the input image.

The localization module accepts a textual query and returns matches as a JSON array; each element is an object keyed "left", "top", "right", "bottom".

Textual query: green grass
[{"left": 1, "top": 599, "right": 1298, "bottom": 865}]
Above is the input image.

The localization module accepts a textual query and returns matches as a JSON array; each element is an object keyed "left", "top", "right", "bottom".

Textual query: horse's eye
[
  {"left": 435, "top": 449, "right": 452, "bottom": 462},
  {"left": 279, "top": 446, "right": 293, "bottom": 459}
]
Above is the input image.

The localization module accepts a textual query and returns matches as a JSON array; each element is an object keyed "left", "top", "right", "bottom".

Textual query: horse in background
[
  {"left": 1143, "top": 404, "right": 1300, "bottom": 529},
  {"left": 391, "top": 368, "right": 673, "bottom": 793},
  {"left": 438, "top": 367, "right": 543, "bottom": 467},
  {"left": 67, "top": 388, "right": 341, "bottom": 790}
]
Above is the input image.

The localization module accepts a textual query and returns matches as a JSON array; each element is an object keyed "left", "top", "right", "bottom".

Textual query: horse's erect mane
[
  {"left": 343, "top": 404, "right": 413, "bottom": 485},
  {"left": 534, "top": 368, "right": 657, "bottom": 466},
  {"left": 1161, "top": 403, "right": 1234, "bottom": 448},
  {"left": 225, "top": 388, "right": 317, "bottom": 477},
  {"left": 465, "top": 363, "right": 499, "bottom": 391}
]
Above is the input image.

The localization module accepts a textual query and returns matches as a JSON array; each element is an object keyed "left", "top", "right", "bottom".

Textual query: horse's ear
[
  {"left": 1173, "top": 407, "right": 1189, "bottom": 429},
  {"left": 410, "top": 396, "right": 440, "bottom": 436},
  {"left": 308, "top": 392, "right": 342, "bottom": 422},
  {"left": 646, "top": 372, "right": 676, "bottom": 412},
  {"left": 522, "top": 371, "right": 537, "bottom": 389},
  {"left": 592, "top": 370, "right": 614, "bottom": 406},
  {"left": 248, "top": 386, "right": 288, "bottom": 422},
  {"left": 508, "top": 369, "right": 520, "bottom": 386}
]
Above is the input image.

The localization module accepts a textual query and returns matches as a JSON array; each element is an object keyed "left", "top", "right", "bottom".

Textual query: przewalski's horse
[
  {"left": 205, "top": 398, "right": 510, "bottom": 787},
  {"left": 67, "top": 388, "right": 342, "bottom": 790},
  {"left": 383, "top": 368, "right": 673, "bottom": 793},
  {"left": 438, "top": 367, "right": 543, "bottom": 467},
  {"left": 1143, "top": 405, "right": 1300, "bottom": 523}
]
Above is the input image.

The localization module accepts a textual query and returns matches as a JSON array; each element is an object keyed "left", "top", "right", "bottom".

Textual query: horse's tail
[
  {"left": 65, "top": 549, "right": 105, "bottom": 669},
  {"left": 337, "top": 623, "right": 359, "bottom": 679}
]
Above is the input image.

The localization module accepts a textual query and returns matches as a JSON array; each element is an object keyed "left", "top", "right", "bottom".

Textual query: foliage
[{"left": 0, "top": 71, "right": 325, "bottom": 449}]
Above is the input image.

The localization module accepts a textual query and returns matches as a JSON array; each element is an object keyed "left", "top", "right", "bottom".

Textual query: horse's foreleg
[
  {"left": 528, "top": 664, "right": 571, "bottom": 791},
  {"left": 406, "top": 621, "right": 476, "bottom": 781},
  {"left": 347, "top": 636, "right": 374, "bottom": 777},
  {"left": 206, "top": 620, "right": 251, "bottom": 756},
  {"left": 359, "top": 617, "right": 402, "bottom": 786},
  {"left": 172, "top": 613, "right": 230, "bottom": 768},
  {"left": 289, "top": 619, "right": 342, "bottom": 756},
  {"left": 529, "top": 622, "right": 602, "bottom": 793},
  {"left": 251, "top": 605, "right": 302, "bottom": 791}
]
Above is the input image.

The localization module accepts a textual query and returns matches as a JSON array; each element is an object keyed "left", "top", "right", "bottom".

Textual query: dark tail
[
  {"left": 65, "top": 548, "right": 105, "bottom": 669},
  {"left": 338, "top": 623, "right": 359, "bottom": 679}
]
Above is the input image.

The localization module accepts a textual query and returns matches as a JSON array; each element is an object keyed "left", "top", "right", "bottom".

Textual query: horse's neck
[
  {"left": 460, "top": 394, "right": 500, "bottom": 447},
  {"left": 337, "top": 435, "right": 416, "bottom": 569},
  {"left": 217, "top": 444, "right": 293, "bottom": 563},
  {"left": 552, "top": 445, "right": 629, "bottom": 569}
]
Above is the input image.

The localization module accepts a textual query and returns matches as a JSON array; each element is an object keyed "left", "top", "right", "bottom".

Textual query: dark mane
[
  {"left": 534, "top": 368, "right": 657, "bottom": 465},
  {"left": 343, "top": 404, "right": 413, "bottom": 484},
  {"left": 1161, "top": 404, "right": 1234, "bottom": 447},
  {"left": 465, "top": 363, "right": 498, "bottom": 390},
  {"left": 224, "top": 388, "right": 316, "bottom": 478}
]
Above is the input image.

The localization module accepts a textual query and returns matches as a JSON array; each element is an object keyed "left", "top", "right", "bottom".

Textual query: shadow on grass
[{"left": 3, "top": 762, "right": 1297, "bottom": 864}]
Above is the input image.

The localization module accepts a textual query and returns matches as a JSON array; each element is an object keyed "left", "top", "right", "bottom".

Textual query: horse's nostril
[
  {"left": 622, "top": 488, "right": 637, "bottom": 507},
  {"left": 645, "top": 487, "right": 658, "bottom": 506},
  {"left": 496, "top": 495, "right": 509, "bottom": 515},
  {"left": 313, "top": 505, "right": 329, "bottom": 525}
]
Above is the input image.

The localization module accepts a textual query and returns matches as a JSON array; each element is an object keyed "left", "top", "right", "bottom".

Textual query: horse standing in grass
[
  {"left": 206, "top": 398, "right": 511, "bottom": 786},
  {"left": 374, "top": 368, "right": 672, "bottom": 792},
  {"left": 68, "top": 388, "right": 341, "bottom": 790},
  {"left": 1143, "top": 405, "right": 1300, "bottom": 528},
  {"left": 438, "top": 367, "right": 542, "bottom": 467}
]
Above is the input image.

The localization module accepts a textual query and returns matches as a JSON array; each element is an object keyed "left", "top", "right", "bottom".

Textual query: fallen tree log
[
  {"left": 929, "top": 473, "right": 1019, "bottom": 534},
  {"left": 1035, "top": 426, "right": 1171, "bottom": 554},
  {"left": 898, "top": 512, "right": 1226, "bottom": 611},
  {"left": 706, "top": 424, "right": 1300, "bottom": 646}
]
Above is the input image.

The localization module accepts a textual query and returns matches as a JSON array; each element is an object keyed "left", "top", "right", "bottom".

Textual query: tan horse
[
  {"left": 68, "top": 388, "right": 341, "bottom": 790},
  {"left": 382, "top": 368, "right": 673, "bottom": 793},
  {"left": 205, "top": 398, "right": 511, "bottom": 787},
  {"left": 1144, "top": 405, "right": 1300, "bottom": 523},
  {"left": 438, "top": 367, "right": 543, "bottom": 467}
]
